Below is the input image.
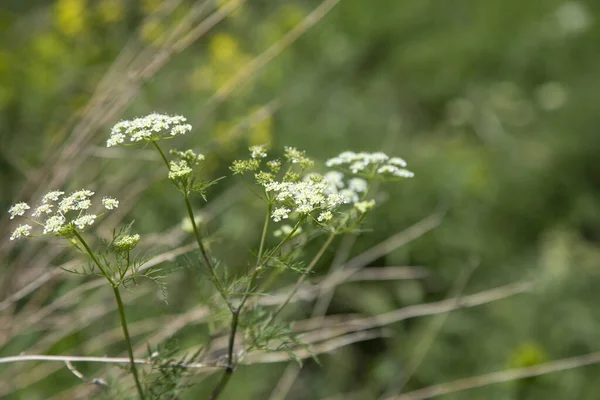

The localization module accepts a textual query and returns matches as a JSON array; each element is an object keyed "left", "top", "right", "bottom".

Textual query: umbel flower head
[
  {"left": 8, "top": 190, "right": 119, "bottom": 240},
  {"left": 326, "top": 151, "right": 414, "bottom": 179},
  {"left": 106, "top": 113, "right": 192, "bottom": 147}
]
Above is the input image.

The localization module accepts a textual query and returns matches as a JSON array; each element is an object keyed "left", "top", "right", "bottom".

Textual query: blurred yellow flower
[
  {"left": 209, "top": 33, "right": 240, "bottom": 64},
  {"left": 55, "top": 0, "right": 87, "bottom": 37},
  {"left": 97, "top": 0, "right": 124, "bottom": 23},
  {"left": 140, "top": 18, "right": 166, "bottom": 45}
]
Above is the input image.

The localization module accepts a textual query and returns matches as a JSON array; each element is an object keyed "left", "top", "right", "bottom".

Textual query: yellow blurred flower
[
  {"left": 97, "top": 0, "right": 124, "bottom": 23},
  {"left": 55, "top": 0, "right": 87, "bottom": 37},
  {"left": 209, "top": 33, "right": 240, "bottom": 64},
  {"left": 140, "top": 18, "right": 166, "bottom": 45}
]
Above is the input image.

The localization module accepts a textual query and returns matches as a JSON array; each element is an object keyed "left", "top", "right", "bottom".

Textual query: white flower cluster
[
  {"left": 263, "top": 177, "right": 348, "bottom": 222},
  {"left": 323, "top": 171, "right": 368, "bottom": 204},
  {"left": 8, "top": 190, "right": 119, "bottom": 240},
  {"left": 325, "top": 151, "right": 414, "bottom": 178},
  {"left": 107, "top": 113, "right": 192, "bottom": 147}
]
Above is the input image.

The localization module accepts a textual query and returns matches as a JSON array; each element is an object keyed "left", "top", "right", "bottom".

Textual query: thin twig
[
  {"left": 0, "top": 354, "right": 219, "bottom": 369},
  {"left": 392, "top": 351, "right": 600, "bottom": 400}
]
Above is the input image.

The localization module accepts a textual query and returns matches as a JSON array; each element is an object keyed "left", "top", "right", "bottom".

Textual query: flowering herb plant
[{"left": 7, "top": 113, "right": 413, "bottom": 399}]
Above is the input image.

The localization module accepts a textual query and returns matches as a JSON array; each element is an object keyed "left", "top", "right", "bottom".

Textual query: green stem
[
  {"left": 73, "top": 231, "right": 112, "bottom": 284},
  {"left": 183, "top": 194, "right": 231, "bottom": 309},
  {"left": 268, "top": 230, "right": 336, "bottom": 324},
  {"left": 113, "top": 286, "right": 145, "bottom": 400},
  {"left": 256, "top": 203, "right": 273, "bottom": 265},
  {"left": 72, "top": 232, "right": 144, "bottom": 399},
  {"left": 151, "top": 140, "right": 170, "bottom": 169},
  {"left": 210, "top": 217, "right": 304, "bottom": 399}
]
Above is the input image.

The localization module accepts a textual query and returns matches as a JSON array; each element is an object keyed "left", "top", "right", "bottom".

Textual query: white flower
[
  {"left": 32, "top": 204, "right": 54, "bottom": 217},
  {"left": 168, "top": 160, "right": 193, "bottom": 179},
  {"left": 271, "top": 207, "right": 291, "bottom": 222},
  {"left": 296, "top": 203, "right": 314, "bottom": 214},
  {"left": 317, "top": 211, "right": 333, "bottom": 222},
  {"left": 8, "top": 202, "right": 30, "bottom": 219},
  {"left": 326, "top": 151, "right": 414, "bottom": 179},
  {"left": 43, "top": 215, "right": 66, "bottom": 234},
  {"left": 348, "top": 178, "right": 368, "bottom": 193},
  {"left": 349, "top": 161, "right": 366, "bottom": 173},
  {"left": 355, "top": 200, "right": 376, "bottom": 213},
  {"left": 42, "top": 191, "right": 64, "bottom": 203},
  {"left": 59, "top": 190, "right": 95, "bottom": 212},
  {"left": 102, "top": 197, "right": 119, "bottom": 210},
  {"left": 107, "top": 113, "right": 191, "bottom": 147},
  {"left": 73, "top": 214, "right": 97, "bottom": 230},
  {"left": 10, "top": 224, "right": 32, "bottom": 240},
  {"left": 389, "top": 157, "right": 407, "bottom": 167},
  {"left": 106, "top": 133, "right": 126, "bottom": 147},
  {"left": 324, "top": 171, "right": 345, "bottom": 190},
  {"left": 250, "top": 145, "right": 267, "bottom": 159},
  {"left": 326, "top": 193, "right": 347, "bottom": 208},
  {"left": 115, "top": 234, "right": 140, "bottom": 250},
  {"left": 339, "top": 189, "right": 359, "bottom": 204}
]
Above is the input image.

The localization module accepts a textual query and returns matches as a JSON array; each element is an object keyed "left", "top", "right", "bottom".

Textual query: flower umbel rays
[
  {"left": 107, "top": 113, "right": 192, "bottom": 147},
  {"left": 8, "top": 189, "right": 119, "bottom": 240}
]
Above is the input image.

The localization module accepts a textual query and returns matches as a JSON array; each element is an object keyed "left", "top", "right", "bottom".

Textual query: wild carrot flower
[
  {"left": 107, "top": 113, "right": 192, "bottom": 147},
  {"left": 8, "top": 189, "right": 119, "bottom": 240}
]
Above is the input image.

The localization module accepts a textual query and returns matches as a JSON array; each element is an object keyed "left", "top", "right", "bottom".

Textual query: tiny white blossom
[
  {"left": 324, "top": 171, "right": 345, "bottom": 190},
  {"left": 168, "top": 160, "right": 193, "bottom": 179},
  {"left": 326, "top": 193, "right": 347, "bottom": 208},
  {"left": 339, "top": 189, "right": 359, "bottom": 204},
  {"left": 42, "top": 191, "right": 64, "bottom": 203},
  {"left": 102, "top": 197, "right": 119, "bottom": 210},
  {"left": 389, "top": 157, "right": 407, "bottom": 167},
  {"left": 355, "top": 200, "right": 376, "bottom": 213},
  {"left": 73, "top": 214, "right": 97, "bottom": 230},
  {"left": 59, "top": 190, "right": 95, "bottom": 212},
  {"left": 317, "top": 211, "right": 333, "bottom": 222},
  {"left": 348, "top": 178, "right": 368, "bottom": 193},
  {"left": 349, "top": 161, "right": 366, "bottom": 173},
  {"left": 32, "top": 204, "right": 54, "bottom": 217},
  {"left": 10, "top": 224, "right": 32, "bottom": 240},
  {"left": 296, "top": 203, "right": 314, "bottom": 214},
  {"left": 106, "top": 133, "right": 126, "bottom": 147},
  {"left": 250, "top": 145, "right": 268, "bottom": 159},
  {"left": 107, "top": 113, "right": 192, "bottom": 147},
  {"left": 115, "top": 234, "right": 140, "bottom": 250},
  {"left": 8, "top": 202, "right": 30, "bottom": 219},
  {"left": 271, "top": 207, "right": 291, "bottom": 222},
  {"left": 43, "top": 215, "right": 66, "bottom": 234}
]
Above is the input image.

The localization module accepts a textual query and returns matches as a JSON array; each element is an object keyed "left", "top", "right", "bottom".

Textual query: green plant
[{"left": 7, "top": 113, "right": 413, "bottom": 399}]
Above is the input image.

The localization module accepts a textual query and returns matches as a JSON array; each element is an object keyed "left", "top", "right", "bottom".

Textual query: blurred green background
[{"left": 2, "top": 0, "right": 600, "bottom": 399}]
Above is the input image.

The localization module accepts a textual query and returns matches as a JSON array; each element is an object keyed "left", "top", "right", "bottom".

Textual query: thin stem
[
  {"left": 183, "top": 193, "right": 231, "bottom": 309},
  {"left": 269, "top": 231, "right": 336, "bottom": 323},
  {"left": 210, "top": 217, "right": 304, "bottom": 399},
  {"left": 256, "top": 203, "right": 273, "bottom": 265},
  {"left": 72, "top": 231, "right": 112, "bottom": 284},
  {"left": 113, "top": 286, "right": 145, "bottom": 400},
  {"left": 151, "top": 140, "right": 170, "bottom": 169}
]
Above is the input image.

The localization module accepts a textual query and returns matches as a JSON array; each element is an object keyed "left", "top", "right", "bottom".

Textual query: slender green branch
[
  {"left": 183, "top": 194, "right": 232, "bottom": 309},
  {"left": 72, "top": 231, "right": 112, "bottom": 285},
  {"left": 268, "top": 230, "right": 336, "bottom": 323},
  {"left": 256, "top": 203, "right": 273, "bottom": 265},
  {"left": 210, "top": 217, "right": 304, "bottom": 399},
  {"left": 151, "top": 140, "right": 171, "bottom": 169},
  {"left": 113, "top": 286, "right": 145, "bottom": 400}
]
